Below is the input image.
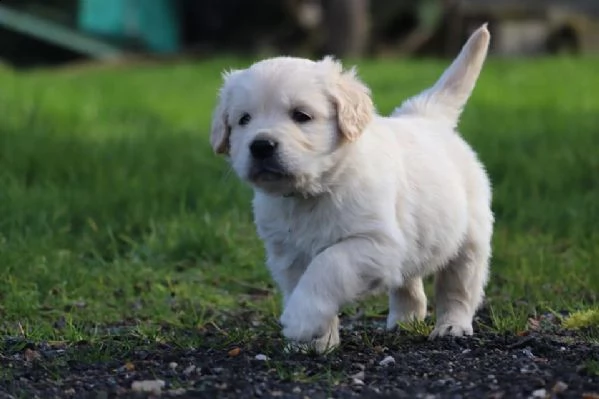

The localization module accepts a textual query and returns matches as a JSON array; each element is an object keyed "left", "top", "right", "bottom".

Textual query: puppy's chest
[{"left": 254, "top": 199, "right": 349, "bottom": 261}]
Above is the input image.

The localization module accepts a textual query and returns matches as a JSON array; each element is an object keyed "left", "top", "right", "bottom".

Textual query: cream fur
[{"left": 210, "top": 25, "right": 493, "bottom": 352}]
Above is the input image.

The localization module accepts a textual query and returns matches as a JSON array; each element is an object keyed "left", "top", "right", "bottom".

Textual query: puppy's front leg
[
  {"left": 268, "top": 258, "right": 339, "bottom": 353},
  {"left": 280, "top": 237, "right": 396, "bottom": 348}
]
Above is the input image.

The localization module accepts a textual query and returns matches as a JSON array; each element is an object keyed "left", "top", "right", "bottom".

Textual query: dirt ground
[{"left": 1, "top": 316, "right": 598, "bottom": 399}]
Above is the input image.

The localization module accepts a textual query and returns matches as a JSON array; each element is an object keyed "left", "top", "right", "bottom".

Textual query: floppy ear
[
  {"left": 210, "top": 70, "right": 241, "bottom": 155},
  {"left": 321, "top": 57, "right": 374, "bottom": 141},
  {"left": 210, "top": 98, "right": 230, "bottom": 154}
]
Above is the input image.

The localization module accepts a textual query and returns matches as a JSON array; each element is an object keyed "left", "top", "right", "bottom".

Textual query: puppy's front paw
[
  {"left": 280, "top": 292, "right": 335, "bottom": 343},
  {"left": 284, "top": 330, "right": 340, "bottom": 355},
  {"left": 429, "top": 321, "right": 473, "bottom": 340}
]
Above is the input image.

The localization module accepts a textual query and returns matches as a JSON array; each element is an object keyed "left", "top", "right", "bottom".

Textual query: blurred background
[{"left": 1, "top": 0, "right": 599, "bottom": 68}]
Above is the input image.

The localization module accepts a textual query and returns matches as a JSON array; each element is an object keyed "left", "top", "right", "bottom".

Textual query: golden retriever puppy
[{"left": 210, "top": 25, "right": 493, "bottom": 353}]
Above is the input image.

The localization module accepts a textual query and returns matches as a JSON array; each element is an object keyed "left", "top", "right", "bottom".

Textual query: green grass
[
  {"left": 0, "top": 55, "right": 598, "bottom": 349},
  {"left": 563, "top": 308, "right": 599, "bottom": 330}
]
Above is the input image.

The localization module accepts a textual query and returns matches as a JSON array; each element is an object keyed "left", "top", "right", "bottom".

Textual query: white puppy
[{"left": 210, "top": 25, "right": 493, "bottom": 353}]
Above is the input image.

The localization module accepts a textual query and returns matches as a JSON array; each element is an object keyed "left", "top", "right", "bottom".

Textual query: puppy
[{"left": 210, "top": 25, "right": 493, "bottom": 353}]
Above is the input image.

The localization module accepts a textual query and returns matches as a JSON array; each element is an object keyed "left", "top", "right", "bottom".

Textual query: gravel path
[{"left": 1, "top": 321, "right": 598, "bottom": 399}]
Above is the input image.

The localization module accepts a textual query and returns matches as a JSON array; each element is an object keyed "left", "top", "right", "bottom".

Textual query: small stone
[
  {"left": 379, "top": 355, "right": 395, "bottom": 367},
  {"left": 531, "top": 388, "right": 546, "bottom": 398},
  {"left": 228, "top": 347, "right": 241, "bottom": 357},
  {"left": 354, "top": 363, "right": 366, "bottom": 371},
  {"left": 352, "top": 378, "right": 365, "bottom": 386},
  {"left": 522, "top": 348, "right": 535, "bottom": 359},
  {"left": 292, "top": 386, "right": 302, "bottom": 393},
  {"left": 351, "top": 371, "right": 365, "bottom": 381},
  {"left": 552, "top": 381, "right": 568, "bottom": 393},
  {"left": 183, "top": 365, "right": 196, "bottom": 376},
  {"left": 255, "top": 354, "right": 269, "bottom": 361},
  {"left": 124, "top": 362, "right": 135, "bottom": 371},
  {"left": 24, "top": 348, "right": 41, "bottom": 362},
  {"left": 64, "top": 388, "right": 76, "bottom": 396},
  {"left": 131, "top": 380, "right": 165, "bottom": 394},
  {"left": 168, "top": 362, "right": 178, "bottom": 370},
  {"left": 462, "top": 349, "right": 471, "bottom": 354}
]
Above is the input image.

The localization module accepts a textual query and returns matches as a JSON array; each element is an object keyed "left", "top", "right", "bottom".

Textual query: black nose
[{"left": 250, "top": 139, "right": 278, "bottom": 159}]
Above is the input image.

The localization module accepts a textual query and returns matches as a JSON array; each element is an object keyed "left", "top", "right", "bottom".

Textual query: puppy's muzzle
[{"left": 249, "top": 138, "right": 290, "bottom": 182}]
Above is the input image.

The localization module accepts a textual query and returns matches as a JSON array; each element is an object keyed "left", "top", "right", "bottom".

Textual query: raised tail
[{"left": 392, "top": 24, "right": 490, "bottom": 128}]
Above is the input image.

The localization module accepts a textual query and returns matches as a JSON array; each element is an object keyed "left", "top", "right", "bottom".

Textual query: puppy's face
[{"left": 210, "top": 57, "right": 374, "bottom": 196}]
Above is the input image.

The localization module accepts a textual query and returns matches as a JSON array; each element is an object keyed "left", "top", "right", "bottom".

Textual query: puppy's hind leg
[
  {"left": 429, "top": 235, "right": 491, "bottom": 339},
  {"left": 386, "top": 277, "right": 427, "bottom": 330}
]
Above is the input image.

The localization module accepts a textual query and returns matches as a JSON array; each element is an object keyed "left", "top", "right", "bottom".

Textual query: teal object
[{"left": 78, "top": 0, "right": 180, "bottom": 54}]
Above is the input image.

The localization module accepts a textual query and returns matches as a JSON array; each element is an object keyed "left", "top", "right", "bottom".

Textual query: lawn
[{"left": 0, "top": 56, "right": 598, "bottom": 397}]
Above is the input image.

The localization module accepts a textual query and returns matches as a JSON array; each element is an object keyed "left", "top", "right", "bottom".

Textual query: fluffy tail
[{"left": 392, "top": 23, "right": 490, "bottom": 128}]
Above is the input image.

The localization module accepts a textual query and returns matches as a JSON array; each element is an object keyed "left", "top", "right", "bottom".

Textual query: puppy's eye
[
  {"left": 239, "top": 113, "right": 251, "bottom": 126},
  {"left": 291, "top": 109, "right": 312, "bottom": 124}
]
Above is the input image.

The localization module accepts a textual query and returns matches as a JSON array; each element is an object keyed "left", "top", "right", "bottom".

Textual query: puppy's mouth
[{"left": 248, "top": 160, "right": 293, "bottom": 183}]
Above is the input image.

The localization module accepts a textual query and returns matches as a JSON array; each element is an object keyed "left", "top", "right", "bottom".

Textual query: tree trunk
[{"left": 322, "top": 0, "right": 370, "bottom": 57}]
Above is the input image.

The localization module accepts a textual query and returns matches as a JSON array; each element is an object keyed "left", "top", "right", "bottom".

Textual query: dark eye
[
  {"left": 291, "top": 109, "right": 312, "bottom": 124},
  {"left": 239, "top": 113, "right": 251, "bottom": 126}
]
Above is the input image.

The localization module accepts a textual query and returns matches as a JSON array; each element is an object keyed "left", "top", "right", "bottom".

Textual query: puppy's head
[{"left": 210, "top": 56, "right": 374, "bottom": 196}]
